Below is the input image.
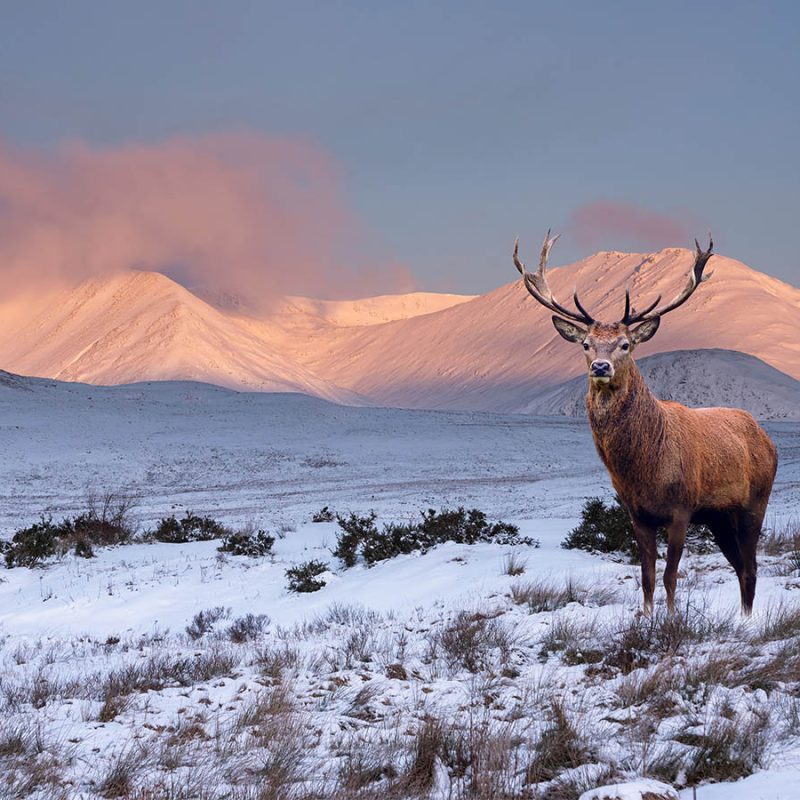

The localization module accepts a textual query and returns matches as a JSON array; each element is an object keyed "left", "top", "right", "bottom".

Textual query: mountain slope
[
  {"left": 520, "top": 348, "right": 800, "bottom": 419},
  {"left": 0, "top": 272, "right": 363, "bottom": 403},
  {"left": 288, "top": 248, "right": 800, "bottom": 411},
  {"left": 0, "top": 247, "right": 797, "bottom": 412},
  {"left": 285, "top": 292, "right": 476, "bottom": 326}
]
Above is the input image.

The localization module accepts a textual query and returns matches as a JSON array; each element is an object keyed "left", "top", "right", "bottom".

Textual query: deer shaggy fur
[{"left": 515, "top": 235, "right": 778, "bottom": 614}]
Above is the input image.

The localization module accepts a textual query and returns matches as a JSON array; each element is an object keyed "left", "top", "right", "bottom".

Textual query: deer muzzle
[{"left": 590, "top": 360, "right": 613, "bottom": 384}]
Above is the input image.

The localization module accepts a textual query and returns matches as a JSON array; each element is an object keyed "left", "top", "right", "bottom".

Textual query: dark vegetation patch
[
  {"left": 153, "top": 512, "right": 229, "bottom": 543},
  {"left": 217, "top": 529, "right": 275, "bottom": 557},
  {"left": 312, "top": 506, "right": 335, "bottom": 523},
  {"left": 562, "top": 496, "right": 715, "bottom": 561},
  {"left": 333, "top": 507, "right": 538, "bottom": 568},
  {"left": 285, "top": 560, "right": 329, "bottom": 593},
  {"left": 2, "top": 493, "right": 283, "bottom": 568},
  {"left": 3, "top": 492, "right": 136, "bottom": 568}
]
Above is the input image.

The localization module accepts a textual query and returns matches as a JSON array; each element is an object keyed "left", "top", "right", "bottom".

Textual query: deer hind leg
[
  {"left": 735, "top": 509, "right": 764, "bottom": 616},
  {"left": 706, "top": 510, "right": 748, "bottom": 613},
  {"left": 663, "top": 513, "right": 689, "bottom": 614},
  {"left": 631, "top": 520, "right": 658, "bottom": 615}
]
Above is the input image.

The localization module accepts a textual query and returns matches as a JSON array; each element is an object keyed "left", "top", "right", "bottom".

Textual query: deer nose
[{"left": 590, "top": 360, "right": 612, "bottom": 376}]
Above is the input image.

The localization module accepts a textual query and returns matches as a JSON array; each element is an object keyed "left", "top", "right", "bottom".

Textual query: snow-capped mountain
[{"left": 0, "top": 247, "right": 797, "bottom": 412}]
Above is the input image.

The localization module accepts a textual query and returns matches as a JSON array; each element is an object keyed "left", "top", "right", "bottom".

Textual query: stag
[{"left": 514, "top": 233, "right": 778, "bottom": 614}]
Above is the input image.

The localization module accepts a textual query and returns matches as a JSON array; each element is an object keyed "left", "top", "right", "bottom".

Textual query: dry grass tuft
[
  {"left": 679, "top": 707, "right": 771, "bottom": 786},
  {"left": 436, "top": 610, "right": 514, "bottom": 673},
  {"left": 503, "top": 552, "right": 527, "bottom": 576},
  {"left": 511, "top": 576, "right": 617, "bottom": 614},
  {"left": 527, "top": 697, "right": 595, "bottom": 785}
]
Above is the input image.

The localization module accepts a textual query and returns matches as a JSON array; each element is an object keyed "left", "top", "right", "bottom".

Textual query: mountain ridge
[
  {"left": 0, "top": 247, "right": 797, "bottom": 412},
  {"left": 520, "top": 348, "right": 800, "bottom": 419}
]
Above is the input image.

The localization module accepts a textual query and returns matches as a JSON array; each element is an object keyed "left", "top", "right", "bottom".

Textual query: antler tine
[
  {"left": 621, "top": 289, "right": 662, "bottom": 325},
  {"left": 572, "top": 289, "right": 594, "bottom": 322},
  {"left": 538, "top": 228, "right": 560, "bottom": 271},
  {"left": 620, "top": 234, "right": 713, "bottom": 325},
  {"left": 513, "top": 231, "right": 594, "bottom": 325}
]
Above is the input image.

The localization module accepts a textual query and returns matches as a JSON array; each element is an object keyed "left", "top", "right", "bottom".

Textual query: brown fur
[{"left": 582, "top": 323, "right": 778, "bottom": 614}]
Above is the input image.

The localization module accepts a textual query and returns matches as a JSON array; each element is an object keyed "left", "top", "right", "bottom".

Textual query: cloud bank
[
  {"left": 568, "top": 201, "right": 693, "bottom": 252},
  {"left": 0, "top": 134, "right": 413, "bottom": 304}
]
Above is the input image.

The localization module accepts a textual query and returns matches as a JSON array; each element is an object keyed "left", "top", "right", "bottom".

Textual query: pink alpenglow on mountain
[{"left": 0, "top": 247, "right": 796, "bottom": 413}]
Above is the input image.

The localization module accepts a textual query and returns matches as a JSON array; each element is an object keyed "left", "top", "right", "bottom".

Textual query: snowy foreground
[{"left": 0, "top": 379, "right": 799, "bottom": 799}]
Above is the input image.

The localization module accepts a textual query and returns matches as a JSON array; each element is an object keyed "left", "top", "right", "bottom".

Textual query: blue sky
[{"left": 2, "top": 0, "right": 798, "bottom": 292}]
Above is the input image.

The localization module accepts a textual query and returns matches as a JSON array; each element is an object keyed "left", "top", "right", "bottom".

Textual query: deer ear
[
  {"left": 630, "top": 317, "right": 661, "bottom": 345},
  {"left": 552, "top": 316, "right": 587, "bottom": 343}
]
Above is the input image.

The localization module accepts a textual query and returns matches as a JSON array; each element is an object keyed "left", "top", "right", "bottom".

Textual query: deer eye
[
  {"left": 582, "top": 342, "right": 590, "bottom": 351},
  {"left": 620, "top": 342, "right": 630, "bottom": 351}
]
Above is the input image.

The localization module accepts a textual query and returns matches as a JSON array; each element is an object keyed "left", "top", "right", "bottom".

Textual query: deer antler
[
  {"left": 514, "top": 230, "right": 594, "bottom": 325},
  {"left": 621, "top": 236, "right": 714, "bottom": 325}
]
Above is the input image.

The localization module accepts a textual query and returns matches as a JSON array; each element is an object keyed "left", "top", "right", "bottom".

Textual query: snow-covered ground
[{"left": 0, "top": 378, "right": 798, "bottom": 798}]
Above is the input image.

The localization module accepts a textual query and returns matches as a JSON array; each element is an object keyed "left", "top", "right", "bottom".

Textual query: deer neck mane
[{"left": 585, "top": 359, "right": 667, "bottom": 472}]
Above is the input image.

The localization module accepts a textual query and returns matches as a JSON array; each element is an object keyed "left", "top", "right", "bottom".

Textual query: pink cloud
[
  {"left": 0, "top": 133, "right": 414, "bottom": 304},
  {"left": 568, "top": 201, "right": 693, "bottom": 251}
]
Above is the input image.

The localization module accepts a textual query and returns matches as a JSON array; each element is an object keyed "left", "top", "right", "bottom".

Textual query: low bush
[
  {"left": 562, "top": 496, "right": 714, "bottom": 561},
  {"left": 332, "top": 507, "right": 539, "bottom": 568},
  {"left": 286, "top": 560, "right": 329, "bottom": 593},
  {"left": 227, "top": 613, "right": 270, "bottom": 643},
  {"left": 333, "top": 511, "right": 378, "bottom": 566},
  {"left": 217, "top": 530, "right": 275, "bottom": 557},
  {"left": 3, "top": 494, "right": 137, "bottom": 568},
  {"left": 2, "top": 517, "right": 63, "bottom": 568},
  {"left": 153, "top": 512, "right": 229, "bottom": 543},
  {"left": 312, "top": 506, "right": 335, "bottom": 523},
  {"left": 185, "top": 606, "right": 229, "bottom": 640}
]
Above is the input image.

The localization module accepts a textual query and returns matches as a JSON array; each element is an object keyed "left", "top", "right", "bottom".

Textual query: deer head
[{"left": 513, "top": 232, "right": 714, "bottom": 387}]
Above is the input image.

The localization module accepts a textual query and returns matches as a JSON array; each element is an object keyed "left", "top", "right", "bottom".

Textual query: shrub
[
  {"left": 185, "top": 606, "right": 229, "bottom": 640},
  {"left": 333, "top": 507, "right": 538, "bottom": 568},
  {"left": 3, "top": 494, "right": 138, "bottom": 568},
  {"left": 312, "top": 506, "right": 335, "bottom": 523},
  {"left": 227, "top": 613, "right": 270, "bottom": 643},
  {"left": 3, "top": 517, "right": 63, "bottom": 568},
  {"left": 73, "top": 490, "right": 136, "bottom": 547},
  {"left": 361, "top": 522, "right": 420, "bottom": 564},
  {"left": 417, "top": 507, "right": 525, "bottom": 547},
  {"left": 286, "top": 560, "right": 329, "bottom": 593},
  {"left": 563, "top": 496, "right": 714, "bottom": 560},
  {"left": 153, "top": 512, "right": 229, "bottom": 543},
  {"left": 333, "top": 512, "right": 378, "bottom": 566},
  {"left": 217, "top": 530, "right": 274, "bottom": 557}
]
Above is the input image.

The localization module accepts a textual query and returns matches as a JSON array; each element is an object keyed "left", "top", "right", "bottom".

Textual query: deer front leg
[
  {"left": 630, "top": 519, "right": 658, "bottom": 615},
  {"left": 664, "top": 513, "right": 689, "bottom": 613}
]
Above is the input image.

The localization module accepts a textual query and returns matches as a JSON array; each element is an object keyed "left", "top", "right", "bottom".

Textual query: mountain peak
[{"left": 0, "top": 251, "right": 796, "bottom": 412}]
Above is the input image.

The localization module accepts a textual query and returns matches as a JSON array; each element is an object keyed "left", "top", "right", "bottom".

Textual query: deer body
[{"left": 514, "top": 234, "right": 778, "bottom": 613}]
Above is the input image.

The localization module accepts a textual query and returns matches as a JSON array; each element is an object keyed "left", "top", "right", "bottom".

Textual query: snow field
[{"left": 0, "top": 384, "right": 798, "bottom": 798}]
